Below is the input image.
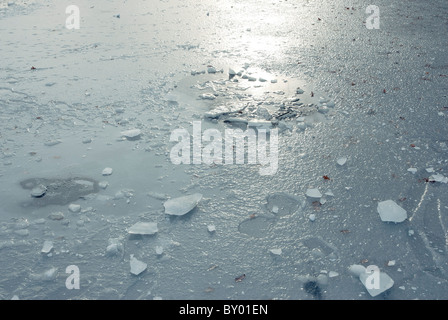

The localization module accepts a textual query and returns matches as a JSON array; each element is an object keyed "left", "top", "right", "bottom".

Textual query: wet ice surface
[{"left": 1, "top": 0, "right": 448, "bottom": 300}]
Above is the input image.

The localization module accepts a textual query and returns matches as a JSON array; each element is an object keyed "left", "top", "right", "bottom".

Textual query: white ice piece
[
  {"left": 377, "top": 200, "right": 407, "bottom": 223},
  {"left": 127, "top": 222, "right": 158, "bottom": 235},
  {"left": 429, "top": 173, "right": 448, "bottom": 183},
  {"left": 199, "top": 93, "right": 216, "bottom": 100},
  {"left": 269, "top": 248, "right": 282, "bottom": 255},
  {"left": 337, "top": 157, "right": 347, "bottom": 166},
  {"left": 102, "top": 167, "right": 113, "bottom": 176},
  {"left": 359, "top": 270, "right": 394, "bottom": 297},
  {"left": 309, "top": 214, "right": 316, "bottom": 222},
  {"left": 41, "top": 240, "right": 53, "bottom": 254},
  {"left": 164, "top": 193, "right": 203, "bottom": 216},
  {"left": 305, "top": 188, "right": 322, "bottom": 198},
  {"left": 229, "top": 68, "right": 237, "bottom": 76},
  {"left": 121, "top": 129, "right": 141, "bottom": 139},
  {"left": 68, "top": 204, "right": 81, "bottom": 213},
  {"left": 106, "top": 238, "right": 123, "bottom": 256},
  {"left": 407, "top": 168, "right": 417, "bottom": 174},
  {"left": 348, "top": 264, "right": 366, "bottom": 277},
  {"left": 31, "top": 185, "right": 47, "bottom": 197},
  {"left": 130, "top": 255, "right": 147, "bottom": 275},
  {"left": 99, "top": 181, "right": 109, "bottom": 189},
  {"left": 155, "top": 246, "right": 164, "bottom": 255},
  {"left": 207, "top": 225, "right": 216, "bottom": 233}
]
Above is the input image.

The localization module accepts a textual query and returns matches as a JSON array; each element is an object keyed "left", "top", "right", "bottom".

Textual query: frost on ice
[
  {"left": 130, "top": 255, "right": 147, "bottom": 275},
  {"left": 377, "top": 200, "right": 407, "bottom": 223},
  {"left": 164, "top": 193, "right": 202, "bottom": 216}
]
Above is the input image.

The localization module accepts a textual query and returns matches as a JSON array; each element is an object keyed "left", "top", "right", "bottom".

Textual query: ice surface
[
  {"left": 164, "top": 193, "right": 202, "bottom": 216},
  {"left": 377, "top": 200, "right": 407, "bottom": 223},
  {"left": 1, "top": 0, "right": 447, "bottom": 300}
]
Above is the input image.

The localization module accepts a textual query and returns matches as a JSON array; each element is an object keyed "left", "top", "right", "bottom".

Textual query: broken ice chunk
[
  {"left": 106, "top": 238, "right": 123, "bottom": 257},
  {"left": 305, "top": 188, "right": 322, "bottom": 199},
  {"left": 102, "top": 167, "right": 113, "bottom": 176},
  {"left": 207, "top": 66, "right": 217, "bottom": 73},
  {"left": 127, "top": 222, "right": 158, "bottom": 235},
  {"left": 121, "top": 129, "right": 142, "bottom": 140},
  {"left": 68, "top": 204, "right": 81, "bottom": 213},
  {"left": 207, "top": 225, "right": 216, "bottom": 233},
  {"left": 41, "top": 240, "right": 53, "bottom": 254},
  {"left": 31, "top": 184, "right": 47, "bottom": 198},
  {"left": 155, "top": 246, "right": 164, "bottom": 255},
  {"left": 348, "top": 264, "right": 366, "bottom": 277},
  {"left": 429, "top": 173, "right": 448, "bottom": 183},
  {"left": 336, "top": 157, "right": 347, "bottom": 166},
  {"left": 309, "top": 214, "right": 316, "bottom": 222},
  {"left": 359, "top": 269, "right": 394, "bottom": 297},
  {"left": 199, "top": 93, "right": 216, "bottom": 100},
  {"left": 99, "top": 181, "right": 109, "bottom": 189},
  {"left": 377, "top": 200, "right": 407, "bottom": 223},
  {"left": 164, "top": 193, "right": 202, "bottom": 216},
  {"left": 269, "top": 248, "right": 282, "bottom": 255},
  {"left": 296, "top": 88, "right": 305, "bottom": 94},
  {"left": 407, "top": 168, "right": 417, "bottom": 174},
  {"left": 130, "top": 255, "right": 147, "bottom": 275}
]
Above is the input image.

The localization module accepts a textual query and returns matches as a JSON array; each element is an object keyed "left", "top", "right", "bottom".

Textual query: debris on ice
[
  {"left": 102, "top": 167, "right": 113, "bottom": 176},
  {"left": 130, "top": 255, "right": 147, "bottom": 275},
  {"left": 305, "top": 188, "right": 322, "bottom": 198},
  {"left": 207, "top": 225, "right": 216, "bottom": 233},
  {"left": 127, "top": 222, "right": 158, "bottom": 235},
  {"left": 164, "top": 193, "right": 202, "bottom": 216},
  {"left": 377, "top": 200, "right": 407, "bottom": 223}
]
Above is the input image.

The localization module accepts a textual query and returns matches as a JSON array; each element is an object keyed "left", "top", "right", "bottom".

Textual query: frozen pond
[{"left": 0, "top": 0, "right": 448, "bottom": 300}]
